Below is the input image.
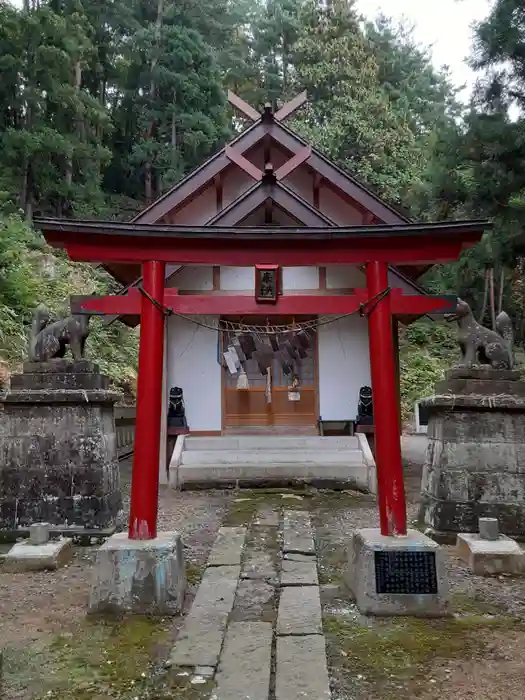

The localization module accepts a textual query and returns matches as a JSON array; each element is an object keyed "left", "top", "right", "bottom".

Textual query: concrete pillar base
[
  {"left": 88, "top": 531, "right": 186, "bottom": 615},
  {"left": 344, "top": 528, "right": 450, "bottom": 617}
]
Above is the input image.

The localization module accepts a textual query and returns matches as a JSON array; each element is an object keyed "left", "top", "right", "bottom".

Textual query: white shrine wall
[
  {"left": 317, "top": 314, "right": 370, "bottom": 420},
  {"left": 166, "top": 315, "right": 222, "bottom": 432}
]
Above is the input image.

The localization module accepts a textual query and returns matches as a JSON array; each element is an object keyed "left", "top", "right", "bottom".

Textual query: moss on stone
[
  {"left": 186, "top": 562, "right": 204, "bottom": 586},
  {"left": 316, "top": 545, "right": 346, "bottom": 585},
  {"left": 310, "top": 489, "right": 370, "bottom": 512},
  {"left": 222, "top": 496, "right": 258, "bottom": 526},
  {"left": 451, "top": 591, "right": 506, "bottom": 616}
]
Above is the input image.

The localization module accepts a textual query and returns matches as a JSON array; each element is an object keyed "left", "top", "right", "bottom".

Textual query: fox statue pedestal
[
  {"left": 420, "top": 366, "right": 525, "bottom": 540},
  {"left": 0, "top": 359, "right": 122, "bottom": 537}
]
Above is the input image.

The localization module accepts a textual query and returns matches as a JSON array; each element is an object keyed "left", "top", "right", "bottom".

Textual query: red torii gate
[{"left": 35, "top": 218, "right": 487, "bottom": 541}]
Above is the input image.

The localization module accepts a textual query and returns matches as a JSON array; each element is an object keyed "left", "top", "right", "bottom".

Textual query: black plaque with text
[{"left": 375, "top": 550, "right": 438, "bottom": 595}]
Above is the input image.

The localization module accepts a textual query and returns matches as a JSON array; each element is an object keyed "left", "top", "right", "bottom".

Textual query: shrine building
[
  {"left": 35, "top": 93, "right": 487, "bottom": 541},
  {"left": 49, "top": 93, "right": 463, "bottom": 435}
]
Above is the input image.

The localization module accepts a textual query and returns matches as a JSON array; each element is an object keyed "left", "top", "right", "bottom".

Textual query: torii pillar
[
  {"left": 366, "top": 261, "right": 407, "bottom": 536},
  {"left": 88, "top": 261, "right": 187, "bottom": 616},
  {"left": 128, "top": 261, "right": 166, "bottom": 540}
]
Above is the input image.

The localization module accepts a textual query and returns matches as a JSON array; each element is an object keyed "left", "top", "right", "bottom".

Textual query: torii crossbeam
[{"left": 77, "top": 287, "right": 457, "bottom": 318}]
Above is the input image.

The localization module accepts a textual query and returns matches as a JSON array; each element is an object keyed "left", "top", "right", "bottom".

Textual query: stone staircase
[{"left": 169, "top": 435, "right": 376, "bottom": 491}]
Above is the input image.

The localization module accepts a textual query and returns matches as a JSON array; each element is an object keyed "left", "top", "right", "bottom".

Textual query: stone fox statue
[
  {"left": 445, "top": 299, "right": 514, "bottom": 370},
  {"left": 28, "top": 304, "right": 91, "bottom": 362}
]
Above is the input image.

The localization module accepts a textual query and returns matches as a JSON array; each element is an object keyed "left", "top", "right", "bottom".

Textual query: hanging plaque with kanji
[{"left": 255, "top": 265, "right": 280, "bottom": 303}]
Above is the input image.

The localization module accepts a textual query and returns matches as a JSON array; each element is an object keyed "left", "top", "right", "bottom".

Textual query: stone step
[
  {"left": 181, "top": 449, "right": 364, "bottom": 466},
  {"left": 184, "top": 436, "right": 359, "bottom": 451},
  {"left": 177, "top": 463, "right": 369, "bottom": 489}
]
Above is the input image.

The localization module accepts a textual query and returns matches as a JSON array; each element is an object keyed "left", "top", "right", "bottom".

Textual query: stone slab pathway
[
  {"left": 277, "top": 585, "right": 323, "bottom": 635},
  {"left": 214, "top": 622, "right": 273, "bottom": 700},
  {"left": 283, "top": 510, "right": 316, "bottom": 554},
  {"left": 169, "top": 564, "right": 241, "bottom": 667},
  {"left": 281, "top": 558, "right": 319, "bottom": 586},
  {"left": 276, "top": 635, "right": 332, "bottom": 700},
  {"left": 207, "top": 526, "right": 246, "bottom": 566},
  {"left": 168, "top": 509, "right": 332, "bottom": 698}
]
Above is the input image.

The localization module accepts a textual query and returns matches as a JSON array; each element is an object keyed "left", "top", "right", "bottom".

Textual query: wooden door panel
[
  {"left": 224, "top": 388, "right": 316, "bottom": 426},
  {"left": 222, "top": 317, "right": 318, "bottom": 428}
]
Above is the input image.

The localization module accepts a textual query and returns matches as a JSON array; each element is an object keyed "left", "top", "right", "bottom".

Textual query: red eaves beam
[
  {"left": 44, "top": 234, "right": 479, "bottom": 267},
  {"left": 79, "top": 288, "right": 456, "bottom": 317}
]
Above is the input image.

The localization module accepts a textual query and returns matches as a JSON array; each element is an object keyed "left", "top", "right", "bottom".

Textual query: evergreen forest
[{"left": 0, "top": 0, "right": 524, "bottom": 415}]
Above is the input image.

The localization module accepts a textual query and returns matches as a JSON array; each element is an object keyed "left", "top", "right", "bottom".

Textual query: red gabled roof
[
  {"left": 130, "top": 114, "right": 412, "bottom": 227},
  {"left": 97, "top": 93, "right": 465, "bottom": 302}
]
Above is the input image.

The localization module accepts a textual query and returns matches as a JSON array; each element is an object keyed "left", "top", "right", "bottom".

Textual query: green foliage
[
  {"left": 410, "top": 0, "right": 525, "bottom": 350},
  {"left": 0, "top": 0, "right": 234, "bottom": 387},
  {"left": 399, "top": 319, "right": 459, "bottom": 420},
  {"left": 0, "top": 213, "right": 138, "bottom": 391},
  {"left": 4, "top": 0, "right": 523, "bottom": 402},
  {"left": 227, "top": 0, "right": 463, "bottom": 207},
  {"left": 289, "top": 1, "right": 421, "bottom": 204}
]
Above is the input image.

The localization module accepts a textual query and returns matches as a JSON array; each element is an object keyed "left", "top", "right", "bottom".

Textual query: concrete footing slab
[
  {"left": 3, "top": 537, "right": 74, "bottom": 572},
  {"left": 345, "top": 528, "right": 450, "bottom": 617},
  {"left": 88, "top": 531, "right": 186, "bottom": 615},
  {"left": 456, "top": 533, "right": 525, "bottom": 575}
]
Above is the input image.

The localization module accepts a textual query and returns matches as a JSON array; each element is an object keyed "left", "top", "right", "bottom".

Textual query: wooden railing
[{"left": 115, "top": 405, "right": 135, "bottom": 459}]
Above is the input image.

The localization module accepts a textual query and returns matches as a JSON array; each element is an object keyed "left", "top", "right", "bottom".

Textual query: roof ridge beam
[{"left": 227, "top": 91, "right": 308, "bottom": 125}]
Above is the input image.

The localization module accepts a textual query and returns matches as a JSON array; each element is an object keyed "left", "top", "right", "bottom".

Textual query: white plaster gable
[{"left": 167, "top": 266, "right": 213, "bottom": 290}]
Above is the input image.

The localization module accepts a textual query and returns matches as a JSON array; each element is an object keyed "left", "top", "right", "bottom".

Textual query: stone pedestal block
[
  {"left": 344, "top": 528, "right": 450, "bottom": 617},
  {"left": 456, "top": 533, "right": 525, "bottom": 575},
  {"left": 0, "top": 359, "right": 122, "bottom": 534},
  {"left": 420, "top": 367, "right": 525, "bottom": 539},
  {"left": 3, "top": 537, "right": 74, "bottom": 572},
  {"left": 88, "top": 532, "right": 186, "bottom": 615}
]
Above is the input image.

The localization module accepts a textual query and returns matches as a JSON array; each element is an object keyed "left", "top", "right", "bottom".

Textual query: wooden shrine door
[{"left": 222, "top": 317, "right": 318, "bottom": 431}]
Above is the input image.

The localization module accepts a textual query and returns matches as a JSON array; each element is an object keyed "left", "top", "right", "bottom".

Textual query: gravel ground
[{"left": 2, "top": 439, "right": 525, "bottom": 700}]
